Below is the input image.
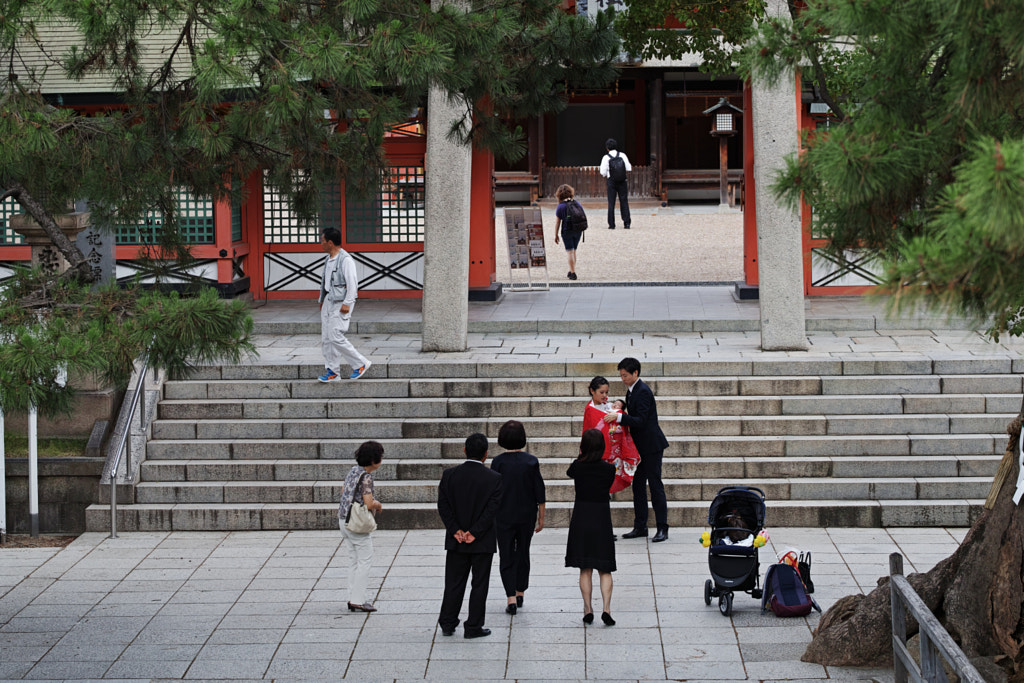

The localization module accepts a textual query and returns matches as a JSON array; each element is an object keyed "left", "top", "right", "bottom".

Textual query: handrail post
[
  {"left": 108, "top": 350, "right": 153, "bottom": 539},
  {"left": 109, "top": 466, "right": 118, "bottom": 539},
  {"left": 0, "top": 405, "right": 6, "bottom": 544},
  {"left": 890, "top": 552, "right": 909, "bottom": 683}
]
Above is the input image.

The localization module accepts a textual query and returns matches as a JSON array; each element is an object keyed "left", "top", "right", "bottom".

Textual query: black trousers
[
  {"left": 632, "top": 447, "right": 667, "bottom": 530},
  {"left": 606, "top": 179, "right": 631, "bottom": 228},
  {"left": 496, "top": 521, "right": 535, "bottom": 597},
  {"left": 439, "top": 551, "right": 493, "bottom": 632}
]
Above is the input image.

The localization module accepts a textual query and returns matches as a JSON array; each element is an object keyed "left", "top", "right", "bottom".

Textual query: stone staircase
[{"left": 85, "top": 357, "right": 1019, "bottom": 532}]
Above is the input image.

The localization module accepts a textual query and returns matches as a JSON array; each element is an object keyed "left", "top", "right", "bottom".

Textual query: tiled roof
[{"left": 13, "top": 20, "right": 201, "bottom": 95}]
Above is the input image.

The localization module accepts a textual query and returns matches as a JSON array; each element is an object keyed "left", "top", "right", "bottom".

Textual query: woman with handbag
[{"left": 338, "top": 440, "right": 384, "bottom": 613}]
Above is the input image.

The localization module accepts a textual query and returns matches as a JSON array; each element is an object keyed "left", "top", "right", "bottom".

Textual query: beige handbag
[{"left": 345, "top": 473, "right": 378, "bottom": 534}]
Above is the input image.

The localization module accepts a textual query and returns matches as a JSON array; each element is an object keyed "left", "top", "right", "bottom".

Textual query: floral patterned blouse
[{"left": 338, "top": 465, "right": 375, "bottom": 522}]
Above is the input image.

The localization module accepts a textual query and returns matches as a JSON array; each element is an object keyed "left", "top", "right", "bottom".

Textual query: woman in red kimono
[{"left": 582, "top": 376, "right": 641, "bottom": 494}]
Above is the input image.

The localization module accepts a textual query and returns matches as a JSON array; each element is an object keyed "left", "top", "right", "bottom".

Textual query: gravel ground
[
  {"left": 495, "top": 200, "right": 745, "bottom": 285},
  {"left": 0, "top": 535, "right": 76, "bottom": 548}
]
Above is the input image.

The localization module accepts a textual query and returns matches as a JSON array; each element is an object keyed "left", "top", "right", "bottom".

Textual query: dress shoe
[
  {"left": 464, "top": 628, "right": 491, "bottom": 639},
  {"left": 505, "top": 603, "right": 517, "bottom": 615},
  {"left": 347, "top": 602, "right": 377, "bottom": 612},
  {"left": 441, "top": 626, "right": 455, "bottom": 636},
  {"left": 652, "top": 528, "right": 669, "bottom": 543},
  {"left": 582, "top": 611, "right": 594, "bottom": 624},
  {"left": 601, "top": 612, "right": 616, "bottom": 626},
  {"left": 621, "top": 528, "right": 648, "bottom": 539},
  {"left": 608, "top": 225, "right": 615, "bottom": 229},
  {"left": 516, "top": 595, "right": 524, "bottom": 608},
  {"left": 624, "top": 224, "right": 631, "bottom": 229}
]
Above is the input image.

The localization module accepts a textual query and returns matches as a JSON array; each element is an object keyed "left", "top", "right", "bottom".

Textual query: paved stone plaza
[{"left": 1, "top": 526, "right": 964, "bottom": 681}]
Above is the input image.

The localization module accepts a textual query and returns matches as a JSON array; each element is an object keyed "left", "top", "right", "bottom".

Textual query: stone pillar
[
  {"left": 422, "top": 1, "right": 472, "bottom": 352},
  {"left": 751, "top": 0, "right": 808, "bottom": 351}
]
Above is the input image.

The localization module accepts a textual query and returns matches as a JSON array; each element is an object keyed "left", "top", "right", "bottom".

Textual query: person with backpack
[
  {"left": 553, "top": 183, "right": 587, "bottom": 280},
  {"left": 599, "top": 138, "right": 632, "bottom": 230}
]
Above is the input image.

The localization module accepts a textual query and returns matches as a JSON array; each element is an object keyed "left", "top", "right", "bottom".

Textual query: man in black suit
[
  {"left": 604, "top": 357, "right": 671, "bottom": 542},
  {"left": 437, "top": 433, "right": 503, "bottom": 638}
]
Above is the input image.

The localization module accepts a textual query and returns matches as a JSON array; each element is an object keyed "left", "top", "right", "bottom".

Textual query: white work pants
[{"left": 321, "top": 304, "right": 368, "bottom": 373}]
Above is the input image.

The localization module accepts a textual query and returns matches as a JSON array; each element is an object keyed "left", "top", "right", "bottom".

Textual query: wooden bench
[
  {"left": 493, "top": 172, "right": 540, "bottom": 202},
  {"left": 661, "top": 169, "right": 743, "bottom": 206}
]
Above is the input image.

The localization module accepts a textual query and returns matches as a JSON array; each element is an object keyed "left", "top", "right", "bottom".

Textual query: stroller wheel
[
  {"left": 718, "top": 591, "right": 733, "bottom": 617},
  {"left": 704, "top": 579, "right": 712, "bottom": 606}
]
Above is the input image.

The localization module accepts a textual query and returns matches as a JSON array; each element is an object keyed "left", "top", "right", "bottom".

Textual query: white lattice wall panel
[
  {"left": 263, "top": 251, "right": 424, "bottom": 293},
  {"left": 811, "top": 248, "right": 883, "bottom": 289}
]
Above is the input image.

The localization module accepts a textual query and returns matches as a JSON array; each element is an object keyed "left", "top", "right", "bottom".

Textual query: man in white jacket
[{"left": 318, "top": 228, "right": 371, "bottom": 382}]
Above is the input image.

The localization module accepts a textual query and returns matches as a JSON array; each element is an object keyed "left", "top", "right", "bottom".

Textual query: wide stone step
[
  {"left": 148, "top": 414, "right": 1017, "bottom": 440},
  {"left": 145, "top": 433, "right": 1006, "bottom": 461},
  {"left": 182, "top": 357, "right": 1019, "bottom": 382},
  {"left": 140, "top": 454, "right": 1001, "bottom": 484},
  {"left": 156, "top": 393, "right": 1023, "bottom": 421},
  {"left": 85, "top": 497, "right": 986, "bottom": 532},
  {"left": 163, "top": 373, "right": 1024, "bottom": 400},
  {"left": 133, "top": 475, "right": 995, "bottom": 506}
]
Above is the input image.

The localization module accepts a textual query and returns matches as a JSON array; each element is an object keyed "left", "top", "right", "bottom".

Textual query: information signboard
[{"left": 503, "top": 207, "right": 548, "bottom": 291}]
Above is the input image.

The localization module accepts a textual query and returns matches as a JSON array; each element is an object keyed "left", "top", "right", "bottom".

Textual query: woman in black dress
[{"left": 565, "top": 428, "right": 617, "bottom": 626}]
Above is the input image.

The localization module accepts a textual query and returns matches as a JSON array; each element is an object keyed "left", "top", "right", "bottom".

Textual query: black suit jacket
[
  {"left": 437, "top": 461, "right": 503, "bottom": 554},
  {"left": 490, "top": 451, "right": 545, "bottom": 525},
  {"left": 620, "top": 379, "right": 670, "bottom": 454}
]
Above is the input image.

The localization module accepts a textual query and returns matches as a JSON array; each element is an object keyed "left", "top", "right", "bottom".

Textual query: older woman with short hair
[
  {"left": 338, "top": 440, "right": 384, "bottom": 613},
  {"left": 490, "top": 420, "right": 546, "bottom": 615}
]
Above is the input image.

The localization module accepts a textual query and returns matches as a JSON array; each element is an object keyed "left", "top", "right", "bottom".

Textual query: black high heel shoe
[
  {"left": 582, "top": 612, "right": 594, "bottom": 625},
  {"left": 516, "top": 595, "right": 524, "bottom": 608},
  {"left": 506, "top": 603, "right": 517, "bottom": 615},
  {"left": 601, "top": 612, "right": 615, "bottom": 626}
]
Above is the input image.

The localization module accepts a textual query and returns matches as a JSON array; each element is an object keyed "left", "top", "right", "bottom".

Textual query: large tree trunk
[{"left": 803, "top": 416, "right": 1024, "bottom": 678}]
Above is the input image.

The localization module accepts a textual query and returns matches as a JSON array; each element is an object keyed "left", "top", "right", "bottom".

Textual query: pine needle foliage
[
  {"left": 0, "top": 267, "right": 254, "bottom": 418},
  {"left": 617, "top": 0, "right": 767, "bottom": 76},
  {"left": 738, "top": 0, "right": 1024, "bottom": 339}
]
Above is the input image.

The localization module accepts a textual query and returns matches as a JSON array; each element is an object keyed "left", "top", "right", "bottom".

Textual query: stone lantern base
[{"left": 10, "top": 212, "right": 91, "bottom": 274}]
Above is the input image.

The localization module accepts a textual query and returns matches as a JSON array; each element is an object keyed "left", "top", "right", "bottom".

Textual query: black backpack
[
  {"left": 761, "top": 563, "right": 821, "bottom": 618},
  {"left": 564, "top": 200, "right": 588, "bottom": 233},
  {"left": 608, "top": 153, "right": 627, "bottom": 182}
]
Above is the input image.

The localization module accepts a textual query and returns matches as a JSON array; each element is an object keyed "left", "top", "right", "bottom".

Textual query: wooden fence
[
  {"left": 543, "top": 165, "right": 658, "bottom": 199},
  {"left": 889, "top": 553, "right": 985, "bottom": 683}
]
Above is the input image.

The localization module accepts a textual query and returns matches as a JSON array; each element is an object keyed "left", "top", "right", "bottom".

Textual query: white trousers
[
  {"left": 321, "top": 304, "right": 369, "bottom": 373},
  {"left": 340, "top": 521, "right": 374, "bottom": 605}
]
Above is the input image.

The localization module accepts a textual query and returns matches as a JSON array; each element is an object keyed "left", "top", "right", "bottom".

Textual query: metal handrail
[
  {"left": 889, "top": 553, "right": 985, "bottom": 683},
  {"left": 108, "top": 353, "right": 152, "bottom": 539}
]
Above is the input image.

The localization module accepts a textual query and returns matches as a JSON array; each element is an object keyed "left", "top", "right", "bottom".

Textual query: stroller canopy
[{"left": 707, "top": 486, "right": 766, "bottom": 530}]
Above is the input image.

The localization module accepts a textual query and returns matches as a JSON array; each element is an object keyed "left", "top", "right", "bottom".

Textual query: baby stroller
[{"left": 702, "top": 486, "right": 766, "bottom": 616}]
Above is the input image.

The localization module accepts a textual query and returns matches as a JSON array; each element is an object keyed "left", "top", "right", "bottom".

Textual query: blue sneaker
[
  {"left": 349, "top": 361, "right": 371, "bottom": 380},
  {"left": 318, "top": 368, "right": 340, "bottom": 382}
]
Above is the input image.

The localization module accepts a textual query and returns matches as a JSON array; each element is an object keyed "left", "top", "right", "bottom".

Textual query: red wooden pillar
[
  {"left": 469, "top": 145, "right": 495, "bottom": 289},
  {"left": 742, "top": 81, "right": 758, "bottom": 286},
  {"left": 244, "top": 169, "right": 268, "bottom": 300},
  {"left": 213, "top": 192, "right": 233, "bottom": 286}
]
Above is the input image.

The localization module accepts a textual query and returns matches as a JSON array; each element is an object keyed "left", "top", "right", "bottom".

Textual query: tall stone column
[
  {"left": 422, "top": 2, "right": 472, "bottom": 352},
  {"left": 752, "top": 0, "right": 808, "bottom": 351}
]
